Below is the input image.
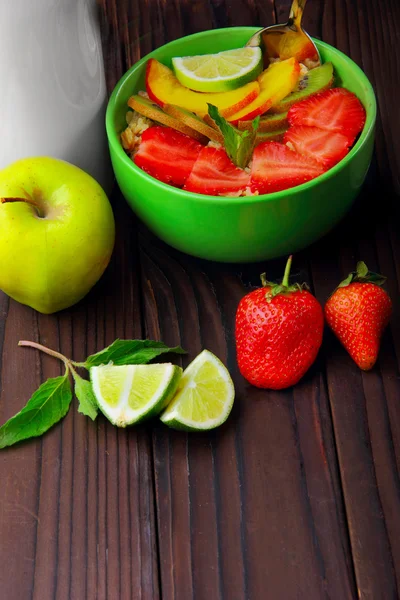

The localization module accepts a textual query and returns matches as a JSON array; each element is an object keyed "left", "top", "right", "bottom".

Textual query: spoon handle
[{"left": 289, "top": 0, "right": 307, "bottom": 27}]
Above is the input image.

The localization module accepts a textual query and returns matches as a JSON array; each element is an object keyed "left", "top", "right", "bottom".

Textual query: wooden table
[{"left": 1, "top": 1, "right": 399, "bottom": 598}]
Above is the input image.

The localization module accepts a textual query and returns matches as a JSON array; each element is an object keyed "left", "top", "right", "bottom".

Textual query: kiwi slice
[
  {"left": 203, "top": 113, "right": 220, "bottom": 131},
  {"left": 238, "top": 112, "right": 288, "bottom": 133},
  {"left": 269, "top": 62, "right": 334, "bottom": 114},
  {"left": 255, "top": 128, "right": 288, "bottom": 145},
  {"left": 163, "top": 104, "right": 224, "bottom": 144},
  {"left": 127, "top": 95, "right": 207, "bottom": 143}
]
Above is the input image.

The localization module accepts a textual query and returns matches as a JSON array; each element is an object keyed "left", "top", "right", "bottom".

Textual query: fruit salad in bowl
[
  {"left": 120, "top": 49, "right": 366, "bottom": 197},
  {"left": 106, "top": 27, "right": 376, "bottom": 262}
]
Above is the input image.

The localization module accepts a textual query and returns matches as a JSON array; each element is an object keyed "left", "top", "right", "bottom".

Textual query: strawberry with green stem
[
  {"left": 235, "top": 256, "right": 324, "bottom": 390},
  {"left": 324, "top": 262, "right": 392, "bottom": 370}
]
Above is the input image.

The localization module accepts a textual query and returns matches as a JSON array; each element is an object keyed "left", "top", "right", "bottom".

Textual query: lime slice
[
  {"left": 160, "top": 350, "right": 235, "bottom": 431},
  {"left": 172, "top": 47, "right": 263, "bottom": 93},
  {"left": 90, "top": 363, "right": 182, "bottom": 426}
]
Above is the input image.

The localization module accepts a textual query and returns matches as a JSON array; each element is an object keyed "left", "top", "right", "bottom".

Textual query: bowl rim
[{"left": 106, "top": 26, "right": 377, "bottom": 205}]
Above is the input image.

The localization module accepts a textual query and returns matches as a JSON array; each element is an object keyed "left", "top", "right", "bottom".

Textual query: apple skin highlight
[{"left": 0, "top": 156, "right": 116, "bottom": 314}]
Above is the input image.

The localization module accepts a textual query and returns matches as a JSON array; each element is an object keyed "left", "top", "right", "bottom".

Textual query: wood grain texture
[
  {"left": 0, "top": 200, "right": 160, "bottom": 600},
  {"left": 1, "top": 0, "right": 399, "bottom": 599},
  {"left": 139, "top": 233, "right": 356, "bottom": 600},
  {"left": 306, "top": 0, "right": 400, "bottom": 597}
]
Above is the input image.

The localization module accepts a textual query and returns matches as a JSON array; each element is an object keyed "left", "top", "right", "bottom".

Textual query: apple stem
[
  {"left": 1, "top": 197, "right": 43, "bottom": 217},
  {"left": 18, "top": 340, "right": 71, "bottom": 368}
]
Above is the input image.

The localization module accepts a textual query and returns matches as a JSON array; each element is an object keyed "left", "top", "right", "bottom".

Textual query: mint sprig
[
  {"left": 0, "top": 339, "right": 186, "bottom": 449},
  {"left": 207, "top": 104, "right": 259, "bottom": 169}
]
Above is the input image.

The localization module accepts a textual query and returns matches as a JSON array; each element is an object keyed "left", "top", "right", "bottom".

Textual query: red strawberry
[
  {"left": 324, "top": 262, "right": 392, "bottom": 370},
  {"left": 235, "top": 256, "right": 324, "bottom": 389},
  {"left": 284, "top": 125, "right": 351, "bottom": 169},
  {"left": 184, "top": 147, "right": 250, "bottom": 195},
  {"left": 134, "top": 126, "right": 203, "bottom": 187},
  {"left": 287, "top": 88, "right": 366, "bottom": 143},
  {"left": 250, "top": 141, "right": 325, "bottom": 194}
]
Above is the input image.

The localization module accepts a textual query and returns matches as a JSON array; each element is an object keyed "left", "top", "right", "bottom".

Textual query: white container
[{"left": 0, "top": 0, "right": 112, "bottom": 191}]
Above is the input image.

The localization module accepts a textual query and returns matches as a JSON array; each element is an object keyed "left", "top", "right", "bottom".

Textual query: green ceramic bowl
[{"left": 106, "top": 27, "right": 376, "bottom": 263}]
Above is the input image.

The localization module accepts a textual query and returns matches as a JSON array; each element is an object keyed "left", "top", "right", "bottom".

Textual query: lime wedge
[
  {"left": 172, "top": 47, "right": 263, "bottom": 93},
  {"left": 90, "top": 363, "right": 182, "bottom": 426},
  {"left": 160, "top": 350, "right": 235, "bottom": 431}
]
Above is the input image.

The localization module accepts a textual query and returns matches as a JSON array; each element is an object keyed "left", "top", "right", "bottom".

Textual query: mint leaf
[
  {"left": 73, "top": 373, "right": 98, "bottom": 421},
  {"left": 83, "top": 339, "right": 186, "bottom": 368},
  {"left": 207, "top": 104, "right": 259, "bottom": 169},
  {"left": 0, "top": 374, "right": 72, "bottom": 449}
]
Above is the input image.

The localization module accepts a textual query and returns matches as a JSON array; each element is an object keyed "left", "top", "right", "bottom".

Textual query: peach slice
[
  {"left": 227, "top": 58, "right": 300, "bottom": 124},
  {"left": 265, "top": 30, "right": 318, "bottom": 64},
  {"left": 145, "top": 59, "right": 260, "bottom": 119}
]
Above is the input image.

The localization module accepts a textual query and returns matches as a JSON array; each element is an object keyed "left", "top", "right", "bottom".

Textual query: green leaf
[
  {"left": 356, "top": 261, "right": 369, "bottom": 278},
  {"left": 83, "top": 339, "right": 186, "bottom": 368},
  {"left": 337, "top": 262, "right": 387, "bottom": 289},
  {"left": 0, "top": 374, "right": 72, "bottom": 450},
  {"left": 364, "top": 272, "right": 387, "bottom": 286},
  {"left": 207, "top": 104, "right": 259, "bottom": 169},
  {"left": 337, "top": 273, "right": 354, "bottom": 288},
  {"left": 74, "top": 373, "right": 98, "bottom": 421}
]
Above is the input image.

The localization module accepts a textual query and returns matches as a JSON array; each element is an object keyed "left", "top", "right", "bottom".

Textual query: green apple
[{"left": 0, "top": 157, "right": 115, "bottom": 314}]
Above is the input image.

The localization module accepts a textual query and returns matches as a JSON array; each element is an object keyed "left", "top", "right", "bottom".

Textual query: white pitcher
[{"left": 0, "top": 0, "right": 112, "bottom": 191}]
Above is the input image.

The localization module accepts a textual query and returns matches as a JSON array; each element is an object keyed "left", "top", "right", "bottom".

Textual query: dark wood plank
[
  {"left": 304, "top": 0, "right": 400, "bottom": 597},
  {"left": 101, "top": 0, "right": 394, "bottom": 597},
  {"left": 1, "top": 0, "right": 400, "bottom": 598},
  {"left": 0, "top": 199, "right": 160, "bottom": 599},
  {"left": 310, "top": 230, "right": 400, "bottom": 599},
  {"left": 123, "top": 0, "right": 399, "bottom": 597},
  {"left": 0, "top": 303, "right": 43, "bottom": 599},
  {"left": 139, "top": 233, "right": 356, "bottom": 599}
]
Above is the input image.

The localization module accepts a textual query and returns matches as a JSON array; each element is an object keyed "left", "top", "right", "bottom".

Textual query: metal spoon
[{"left": 246, "top": 0, "right": 321, "bottom": 69}]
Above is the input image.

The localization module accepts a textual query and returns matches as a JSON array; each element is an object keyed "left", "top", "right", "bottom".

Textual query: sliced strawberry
[
  {"left": 250, "top": 141, "right": 325, "bottom": 194},
  {"left": 287, "top": 88, "right": 366, "bottom": 142},
  {"left": 284, "top": 125, "right": 351, "bottom": 169},
  {"left": 184, "top": 147, "right": 250, "bottom": 195},
  {"left": 134, "top": 126, "right": 203, "bottom": 186}
]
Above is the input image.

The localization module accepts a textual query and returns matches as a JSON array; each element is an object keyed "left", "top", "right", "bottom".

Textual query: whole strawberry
[
  {"left": 325, "top": 261, "right": 392, "bottom": 370},
  {"left": 235, "top": 256, "right": 324, "bottom": 390}
]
